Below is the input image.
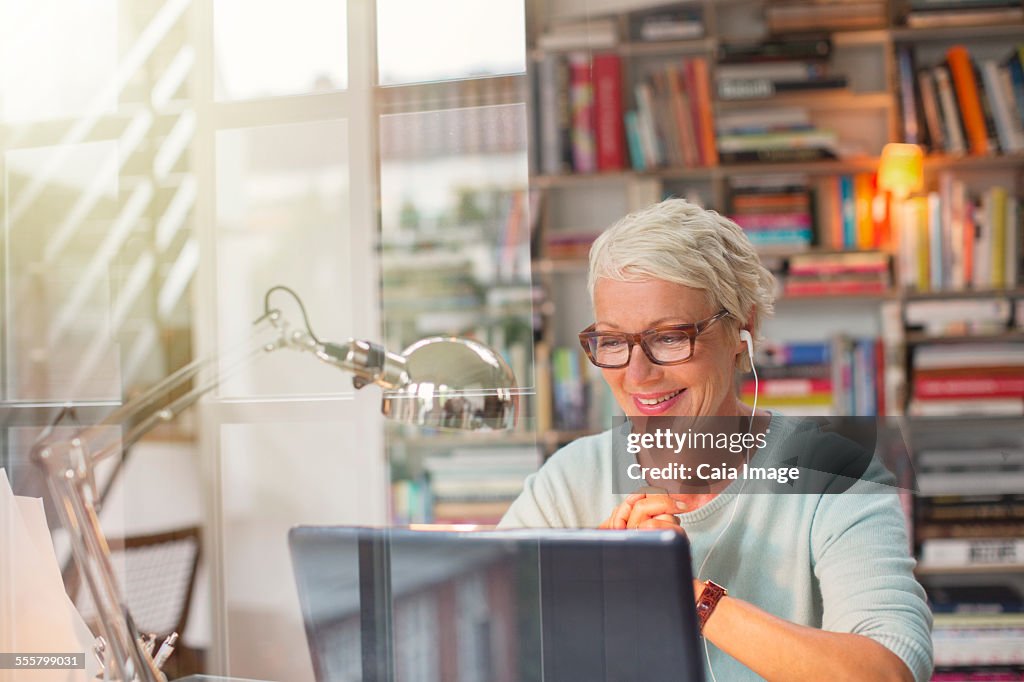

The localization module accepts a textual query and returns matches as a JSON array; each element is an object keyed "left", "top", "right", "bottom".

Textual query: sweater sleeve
[
  {"left": 497, "top": 466, "right": 567, "bottom": 528},
  {"left": 810, "top": 475, "right": 934, "bottom": 682},
  {"left": 498, "top": 436, "right": 606, "bottom": 529}
]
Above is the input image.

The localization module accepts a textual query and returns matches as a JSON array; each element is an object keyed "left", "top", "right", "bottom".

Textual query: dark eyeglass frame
[{"left": 578, "top": 309, "right": 731, "bottom": 368}]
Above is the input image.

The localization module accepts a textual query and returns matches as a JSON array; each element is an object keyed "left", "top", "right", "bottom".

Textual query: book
[
  {"left": 538, "top": 18, "right": 618, "bottom": 50},
  {"left": 934, "top": 64, "right": 968, "bottom": 155},
  {"left": 906, "top": 5, "right": 1024, "bottom": 26},
  {"left": 637, "top": 9, "right": 704, "bottom": 41},
  {"left": 918, "top": 68, "right": 947, "bottom": 152},
  {"left": 766, "top": 1, "right": 887, "bottom": 31},
  {"left": 898, "top": 46, "right": 922, "bottom": 145},
  {"left": 538, "top": 55, "right": 573, "bottom": 175},
  {"left": 921, "top": 537, "right": 1024, "bottom": 567},
  {"left": 593, "top": 53, "right": 626, "bottom": 171},
  {"left": 569, "top": 53, "right": 597, "bottom": 173},
  {"left": 690, "top": 58, "right": 718, "bottom": 166},
  {"left": 947, "top": 45, "right": 993, "bottom": 156},
  {"left": 718, "top": 38, "right": 832, "bottom": 64},
  {"left": 717, "top": 76, "right": 848, "bottom": 100}
]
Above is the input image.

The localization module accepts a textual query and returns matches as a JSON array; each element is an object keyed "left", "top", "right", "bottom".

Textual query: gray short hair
[{"left": 588, "top": 198, "right": 776, "bottom": 369}]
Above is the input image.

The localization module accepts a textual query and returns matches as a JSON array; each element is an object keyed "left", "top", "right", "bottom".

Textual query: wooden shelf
[
  {"left": 924, "top": 151, "right": 1024, "bottom": 172},
  {"left": 904, "top": 330, "right": 1024, "bottom": 345},
  {"left": 891, "top": 22, "right": 1024, "bottom": 43},
  {"left": 901, "top": 287, "right": 1024, "bottom": 301},
  {"left": 534, "top": 257, "right": 589, "bottom": 274},
  {"left": 532, "top": 152, "right": 1024, "bottom": 189}
]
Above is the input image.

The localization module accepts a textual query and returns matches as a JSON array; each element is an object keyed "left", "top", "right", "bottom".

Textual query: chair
[{"left": 65, "top": 526, "right": 203, "bottom": 675}]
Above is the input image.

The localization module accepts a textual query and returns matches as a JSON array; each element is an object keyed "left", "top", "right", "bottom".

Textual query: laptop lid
[{"left": 288, "top": 526, "right": 704, "bottom": 682}]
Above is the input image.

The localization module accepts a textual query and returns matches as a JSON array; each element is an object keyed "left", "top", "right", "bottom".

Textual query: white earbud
[{"left": 739, "top": 329, "right": 754, "bottom": 368}]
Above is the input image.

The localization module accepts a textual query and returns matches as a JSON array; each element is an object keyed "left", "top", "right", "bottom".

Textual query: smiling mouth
[{"left": 635, "top": 388, "right": 685, "bottom": 406}]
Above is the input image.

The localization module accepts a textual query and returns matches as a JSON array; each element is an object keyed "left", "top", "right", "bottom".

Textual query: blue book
[
  {"left": 1005, "top": 49, "right": 1024, "bottom": 129},
  {"left": 624, "top": 111, "right": 646, "bottom": 170},
  {"left": 745, "top": 228, "right": 813, "bottom": 244},
  {"left": 782, "top": 342, "right": 831, "bottom": 366},
  {"left": 839, "top": 175, "right": 856, "bottom": 249}
]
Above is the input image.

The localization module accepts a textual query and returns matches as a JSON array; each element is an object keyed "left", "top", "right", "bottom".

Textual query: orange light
[{"left": 877, "top": 143, "right": 924, "bottom": 199}]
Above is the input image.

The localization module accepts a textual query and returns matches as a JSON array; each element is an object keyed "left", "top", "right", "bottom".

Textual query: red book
[
  {"left": 593, "top": 53, "right": 625, "bottom": 171},
  {"left": 913, "top": 373, "right": 1024, "bottom": 399},
  {"left": 742, "top": 378, "right": 832, "bottom": 396},
  {"left": 784, "top": 280, "right": 888, "bottom": 296}
]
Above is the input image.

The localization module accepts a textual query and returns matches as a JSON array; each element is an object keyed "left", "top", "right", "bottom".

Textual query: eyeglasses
[{"left": 578, "top": 310, "right": 731, "bottom": 368}]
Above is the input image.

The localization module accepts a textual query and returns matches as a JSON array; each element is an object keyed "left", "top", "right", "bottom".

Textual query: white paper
[{"left": 0, "top": 468, "right": 90, "bottom": 682}]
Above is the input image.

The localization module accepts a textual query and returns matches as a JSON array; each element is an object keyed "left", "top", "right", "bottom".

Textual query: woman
[{"left": 500, "top": 199, "right": 932, "bottom": 682}]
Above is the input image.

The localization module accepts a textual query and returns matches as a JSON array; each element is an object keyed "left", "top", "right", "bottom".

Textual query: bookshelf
[{"left": 528, "top": 1, "right": 1024, "bottom": 674}]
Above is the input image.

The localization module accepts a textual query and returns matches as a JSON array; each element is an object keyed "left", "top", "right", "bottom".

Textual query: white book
[
  {"left": 1006, "top": 197, "right": 1019, "bottom": 290},
  {"left": 974, "top": 190, "right": 993, "bottom": 289},
  {"left": 908, "top": 397, "right": 1024, "bottom": 417},
  {"left": 904, "top": 298, "right": 1011, "bottom": 327},
  {"left": 981, "top": 60, "right": 1021, "bottom": 153},
  {"left": 913, "top": 342, "right": 1024, "bottom": 369},
  {"left": 997, "top": 63, "right": 1024, "bottom": 152},
  {"left": 920, "top": 537, "right": 1024, "bottom": 567},
  {"left": 715, "top": 107, "right": 809, "bottom": 133},
  {"left": 933, "top": 65, "right": 967, "bottom": 155}
]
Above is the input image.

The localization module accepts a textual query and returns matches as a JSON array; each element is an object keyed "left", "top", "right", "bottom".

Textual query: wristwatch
[{"left": 695, "top": 579, "right": 728, "bottom": 634}]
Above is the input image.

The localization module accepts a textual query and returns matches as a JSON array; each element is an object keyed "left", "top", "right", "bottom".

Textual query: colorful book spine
[{"left": 569, "top": 53, "right": 597, "bottom": 173}]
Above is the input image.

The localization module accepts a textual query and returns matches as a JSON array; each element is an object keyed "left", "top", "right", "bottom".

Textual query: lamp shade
[
  {"left": 877, "top": 143, "right": 923, "bottom": 199},
  {"left": 381, "top": 336, "right": 518, "bottom": 430}
]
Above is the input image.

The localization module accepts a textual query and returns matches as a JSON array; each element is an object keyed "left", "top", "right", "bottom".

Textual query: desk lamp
[{"left": 30, "top": 286, "right": 520, "bottom": 681}]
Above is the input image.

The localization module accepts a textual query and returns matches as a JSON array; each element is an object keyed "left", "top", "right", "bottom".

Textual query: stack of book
[
  {"left": 915, "top": 447, "right": 1024, "bottom": 573},
  {"left": 908, "top": 342, "right": 1024, "bottom": 416},
  {"left": 898, "top": 43, "right": 1024, "bottom": 155},
  {"left": 535, "top": 51, "right": 627, "bottom": 175},
  {"left": 728, "top": 174, "right": 814, "bottom": 251},
  {"left": 903, "top": 0, "right": 1024, "bottom": 28},
  {"left": 422, "top": 447, "right": 541, "bottom": 524},
  {"left": 815, "top": 173, "right": 891, "bottom": 250},
  {"left": 381, "top": 255, "right": 483, "bottom": 318},
  {"left": 716, "top": 37, "right": 848, "bottom": 101},
  {"left": 631, "top": 6, "right": 704, "bottom": 41},
  {"left": 628, "top": 57, "right": 718, "bottom": 170},
  {"left": 536, "top": 18, "right": 618, "bottom": 51},
  {"left": 765, "top": 0, "right": 888, "bottom": 32},
  {"left": 895, "top": 177, "right": 1021, "bottom": 292},
  {"left": 783, "top": 251, "right": 891, "bottom": 297},
  {"left": 927, "top": 584, "right": 1024, "bottom": 678},
  {"left": 546, "top": 345, "right": 616, "bottom": 433},
  {"left": 742, "top": 341, "right": 834, "bottom": 415},
  {"left": 904, "top": 296, "right": 1013, "bottom": 337},
  {"left": 716, "top": 107, "right": 839, "bottom": 164},
  {"left": 544, "top": 231, "right": 597, "bottom": 261}
]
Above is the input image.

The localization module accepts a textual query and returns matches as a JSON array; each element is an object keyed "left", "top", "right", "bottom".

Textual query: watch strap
[{"left": 695, "top": 579, "right": 727, "bottom": 634}]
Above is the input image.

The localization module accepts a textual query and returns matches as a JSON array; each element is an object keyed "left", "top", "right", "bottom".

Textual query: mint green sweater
[{"left": 499, "top": 414, "right": 934, "bottom": 682}]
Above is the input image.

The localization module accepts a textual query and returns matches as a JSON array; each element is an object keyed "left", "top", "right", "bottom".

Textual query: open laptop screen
[{"left": 288, "top": 527, "right": 703, "bottom": 682}]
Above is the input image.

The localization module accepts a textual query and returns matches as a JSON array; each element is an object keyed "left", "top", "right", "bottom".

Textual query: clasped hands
[{"left": 598, "top": 489, "right": 689, "bottom": 532}]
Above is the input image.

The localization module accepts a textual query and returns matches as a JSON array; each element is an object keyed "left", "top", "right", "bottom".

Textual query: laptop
[{"left": 288, "top": 526, "right": 704, "bottom": 682}]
